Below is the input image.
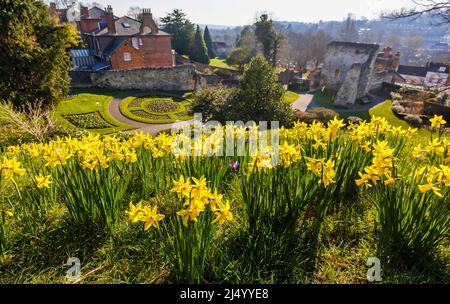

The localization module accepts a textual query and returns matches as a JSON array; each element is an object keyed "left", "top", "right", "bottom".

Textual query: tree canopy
[
  {"left": 0, "top": 0, "right": 79, "bottom": 109},
  {"left": 160, "top": 9, "right": 195, "bottom": 56},
  {"left": 223, "top": 56, "right": 293, "bottom": 125}
]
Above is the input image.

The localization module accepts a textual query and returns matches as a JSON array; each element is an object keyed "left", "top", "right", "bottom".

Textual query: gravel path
[
  {"left": 108, "top": 96, "right": 193, "bottom": 134},
  {"left": 291, "top": 94, "right": 317, "bottom": 112}
]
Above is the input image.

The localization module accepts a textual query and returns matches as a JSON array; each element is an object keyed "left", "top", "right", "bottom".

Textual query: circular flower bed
[
  {"left": 120, "top": 93, "right": 193, "bottom": 124},
  {"left": 146, "top": 100, "right": 180, "bottom": 113}
]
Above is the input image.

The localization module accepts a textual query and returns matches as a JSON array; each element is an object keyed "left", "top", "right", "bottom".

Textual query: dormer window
[
  {"left": 439, "top": 67, "right": 446, "bottom": 72},
  {"left": 132, "top": 37, "right": 139, "bottom": 49}
]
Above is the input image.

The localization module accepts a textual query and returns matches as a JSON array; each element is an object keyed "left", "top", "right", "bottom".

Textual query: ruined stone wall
[
  {"left": 322, "top": 42, "right": 379, "bottom": 90},
  {"left": 90, "top": 64, "right": 205, "bottom": 91},
  {"left": 336, "top": 63, "right": 361, "bottom": 107},
  {"left": 370, "top": 70, "right": 394, "bottom": 91}
]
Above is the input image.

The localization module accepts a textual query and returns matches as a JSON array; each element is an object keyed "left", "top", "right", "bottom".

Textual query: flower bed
[
  {"left": 130, "top": 110, "right": 171, "bottom": 121},
  {"left": 120, "top": 93, "right": 193, "bottom": 124},
  {"left": 146, "top": 100, "right": 180, "bottom": 113},
  {"left": 63, "top": 112, "right": 114, "bottom": 129}
]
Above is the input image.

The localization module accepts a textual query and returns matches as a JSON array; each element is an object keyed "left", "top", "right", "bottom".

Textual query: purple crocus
[{"left": 230, "top": 161, "right": 240, "bottom": 172}]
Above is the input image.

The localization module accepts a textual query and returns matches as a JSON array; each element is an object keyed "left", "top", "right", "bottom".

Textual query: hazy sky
[{"left": 81, "top": 0, "right": 415, "bottom": 26}]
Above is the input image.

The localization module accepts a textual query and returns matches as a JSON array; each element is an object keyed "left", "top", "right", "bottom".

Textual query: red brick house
[{"left": 78, "top": 5, "right": 175, "bottom": 70}]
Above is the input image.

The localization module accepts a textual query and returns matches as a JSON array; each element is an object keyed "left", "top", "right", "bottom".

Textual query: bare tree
[
  {"left": 340, "top": 13, "right": 359, "bottom": 42},
  {"left": 127, "top": 6, "right": 142, "bottom": 20},
  {"left": 383, "top": 0, "right": 450, "bottom": 24}
]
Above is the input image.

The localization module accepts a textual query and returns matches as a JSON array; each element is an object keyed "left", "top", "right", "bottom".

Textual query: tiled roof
[
  {"left": 95, "top": 16, "right": 170, "bottom": 36},
  {"left": 88, "top": 7, "right": 107, "bottom": 19},
  {"left": 397, "top": 65, "right": 428, "bottom": 77},
  {"left": 427, "top": 62, "right": 449, "bottom": 73},
  {"left": 102, "top": 38, "right": 124, "bottom": 57}
]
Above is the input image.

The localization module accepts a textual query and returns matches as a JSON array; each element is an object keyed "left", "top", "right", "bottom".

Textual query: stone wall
[
  {"left": 91, "top": 64, "right": 205, "bottom": 91},
  {"left": 336, "top": 63, "right": 361, "bottom": 107},
  {"left": 321, "top": 42, "right": 380, "bottom": 106}
]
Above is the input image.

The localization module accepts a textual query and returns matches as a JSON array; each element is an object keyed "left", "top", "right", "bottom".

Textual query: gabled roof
[
  {"left": 397, "top": 65, "right": 428, "bottom": 77},
  {"left": 102, "top": 38, "right": 125, "bottom": 57},
  {"left": 94, "top": 16, "right": 170, "bottom": 36},
  {"left": 88, "top": 7, "right": 107, "bottom": 19}
]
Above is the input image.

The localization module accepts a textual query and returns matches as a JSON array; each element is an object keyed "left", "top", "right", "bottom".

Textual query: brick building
[{"left": 77, "top": 5, "right": 175, "bottom": 70}]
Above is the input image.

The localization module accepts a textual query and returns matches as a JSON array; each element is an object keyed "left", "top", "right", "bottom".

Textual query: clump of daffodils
[
  {"left": 356, "top": 140, "right": 397, "bottom": 188},
  {"left": 416, "top": 165, "right": 450, "bottom": 198},
  {"left": 170, "top": 176, "right": 233, "bottom": 226},
  {"left": 306, "top": 157, "right": 336, "bottom": 187}
]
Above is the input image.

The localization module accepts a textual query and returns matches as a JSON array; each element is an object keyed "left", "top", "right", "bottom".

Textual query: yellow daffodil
[
  {"left": 170, "top": 176, "right": 192, "bottom": 198},
  {"left": 430, "top": 115, "right": 446, "bottom": 129},
  {"left": 35, "top": 175, "right": 52, "bottom": 189},
  {"left": 418, "top": 183, "right": 443, "bottom": 198},
  {"left": 1, "top": 157, "right": 26, "bottom": 179},
  {"left": 126, "top": 201, "right": 143, "bottom": 223},
  {"left": 213, "top": 200, "right": 233, "bottom": 225},
  {"left": 141, "top": 206, "right": 165, "bottom": 230}
]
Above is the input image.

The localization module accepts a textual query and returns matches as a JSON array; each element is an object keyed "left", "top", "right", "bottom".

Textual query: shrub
[
  {"left": 191, "top": 86, "right": 233, "bottom": 122},
  {"left": 404, "top": 114, "right": 423, "bottom": 127},
  {"left": 295, "top": 107, "right": 340, "bottom": 124}
]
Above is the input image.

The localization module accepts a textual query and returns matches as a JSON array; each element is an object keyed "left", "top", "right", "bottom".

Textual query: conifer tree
[
  {"left": 190, "top": 25, "right": 210, "bottom": 64},
  {"left": 203, "top": 26, "right": 216, "bottom": 59}
]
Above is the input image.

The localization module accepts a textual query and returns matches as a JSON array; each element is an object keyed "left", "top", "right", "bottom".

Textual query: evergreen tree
[
  {"left": 0, "top": 0, "right": 79, "bottom": 109},
  {"left": 224, "top": 56, "right": 292, "bottom": 125},
  {"left": 160, "top": 9, "right": 195, "bottom": 56},
  {"left": 190, "top": 25, "right": 210, "bottom": 64},
  {"left": 203, "top": 26, "right": 216, "bottom": 59}
]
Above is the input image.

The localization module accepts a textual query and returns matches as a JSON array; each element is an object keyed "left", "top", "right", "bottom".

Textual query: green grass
[
  {"left": 284, "top": 91, "right": 300, "bottom": 104},
  {"left": 209, "top": 58, "right": 235, "bottom": 70},
  {"left": 55, "top": 93, "right": 136, "bottom": 135}
]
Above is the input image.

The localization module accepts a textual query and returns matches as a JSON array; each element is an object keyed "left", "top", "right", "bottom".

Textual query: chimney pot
[
  {"left": 140, "top": 8, "right": 158, "bottom": 34},
  {"left": 105, "top": 5, "right": 116, "bottom": 34}
]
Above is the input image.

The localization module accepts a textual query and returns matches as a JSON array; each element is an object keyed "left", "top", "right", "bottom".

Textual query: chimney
[
  {"left": 140, "top": 8, "right": 158, "bottom": 34},
  {"left": 392, "top": 51, "right": 400, "bottom": 70},
  {"left": 80, "top": 6, "right": 89, "bottom": 18},
  {"left": 105, "top": 5, "right": 116, "bottom": 34},
  {"left": 383, "top": 47, "right": 392, "bottom": 59},
  {"left": 49, "top": 2, "right": 58, "bottom": 19}
]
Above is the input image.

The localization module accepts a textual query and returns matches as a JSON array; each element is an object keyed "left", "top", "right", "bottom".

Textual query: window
[
  {"left": 122, "top": 22, "right": 131, "bottom": 28},
  {"left": 123, "top": 52, "right": 132, "bottom": 62},
  {"left": 439, "top": 66, "right": 446, "bottom": 72},
  {"left": 139, "top": 38, "right": 143, "bottom": 46},
  {"left": 132, "top": 37, "right": 139, "bottom": 49}
]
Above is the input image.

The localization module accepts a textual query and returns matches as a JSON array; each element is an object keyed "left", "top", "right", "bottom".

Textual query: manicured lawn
[
  {"left": 209, "top": 58, "right": 235, "bottom": 70},
  {"left": 55, "top": 93, "right": 136, "bottom": 134},
  {"left": 369, "top": 100, "right": 410, "bottom": 128},
  {"left": 313, "top": 89, "right": 336, "bottom": 109},
  {"left": 284, "top": 91, "right": 300, "bottom": 104}
]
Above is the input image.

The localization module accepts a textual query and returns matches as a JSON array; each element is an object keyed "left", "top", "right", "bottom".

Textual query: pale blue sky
[{"left": 81, "top": 0, "right": 414, "bottom": 26}]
